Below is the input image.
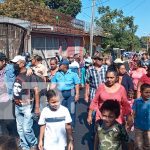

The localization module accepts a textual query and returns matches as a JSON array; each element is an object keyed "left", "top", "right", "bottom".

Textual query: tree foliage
[
  {"left": 96, "top": 6, "right": 141, "bottom": 51},
  {"left": 45, "top": 0, "right": 82, "bottom": 18},
  {"left": 0, "top": 0, "right": 75, "bottom": 28}
]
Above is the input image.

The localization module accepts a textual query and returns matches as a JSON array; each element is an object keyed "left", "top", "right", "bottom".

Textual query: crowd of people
[{"left": 0, "top": 50, "right": 150, "bottom": 150}]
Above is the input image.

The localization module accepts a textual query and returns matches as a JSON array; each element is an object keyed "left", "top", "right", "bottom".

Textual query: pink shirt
[
  {"left": 89, "top": 83, "right": 131, "bottom": 124},
  {"left": 130, "top": 68, "right": 147, "bottom": 90}
]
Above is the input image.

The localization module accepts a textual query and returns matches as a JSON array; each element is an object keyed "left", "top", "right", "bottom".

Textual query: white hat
[
  {"left": 114, "top": 58, "right": 124, "bottom": 64},
  {"left": 11, "top": 55, "right": 26, "bottom": 63}
]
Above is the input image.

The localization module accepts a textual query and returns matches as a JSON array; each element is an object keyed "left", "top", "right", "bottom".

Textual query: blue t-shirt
[
  {"left": 132, "top": 97, "right": 150, "bottom": 130},
  {"left": 51, "top": 69, "right": 80, "bottom": 91}
]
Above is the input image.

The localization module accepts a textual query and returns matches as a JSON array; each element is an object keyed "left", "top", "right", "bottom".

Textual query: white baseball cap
[
  {"left": 11, "top": 55, "right": 26, "bottom": 63},
  {"left": 114, "top": 58, "right": 124, "bottom": 64}
]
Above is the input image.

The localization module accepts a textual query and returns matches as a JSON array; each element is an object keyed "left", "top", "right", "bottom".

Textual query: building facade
[{"left": 0, "top": 16, "right": 103, "bottom": 59}]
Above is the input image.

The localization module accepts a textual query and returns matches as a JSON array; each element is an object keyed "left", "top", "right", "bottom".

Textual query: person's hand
[
  {"left": 87, "top": 115, "right": 92, "bottom": 125},
  {"left": 37, "top": 70, "right": 43, "bottom": 75},
  {"left": 38, "top": 140, "right": 43, "bottom": 150},
  {"left": 84, "top": 94, "right": 89, "bottom": 103},
  {"left": 125, "top": 122, "right": 132, "bottom": 132},
  {"left": 75, "top": 94, "right": 79, "bottom": 102},
  {"left": 125, "top": 116, "right": 134, "bottom": 132},
  {"left": 68, "top": 141, "right": 74, "bottom": 150},
  {"left": 34, "top": 107, "right": 40, "bottom": 116},
  {"left": 26, "top": 68, "right": 33, "bottom": 76}
]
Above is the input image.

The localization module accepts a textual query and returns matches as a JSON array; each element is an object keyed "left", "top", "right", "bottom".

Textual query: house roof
[
  {"left": 0, "top": 16, "right": 30, "bottom": 29},
  {"left": 0, "top": 16, "right": 85, "bottom": 36}
]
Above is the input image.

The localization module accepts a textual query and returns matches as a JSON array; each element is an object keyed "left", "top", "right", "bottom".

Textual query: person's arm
[
  {"left": 73, "top": 73, "right": 80, "bottom": 102},
  {"left": 121, "top": 86, "right": 131, "bottom": 116},
  {"left": 120, "top": 86, "right": 133, "bottom": 129},
  {"left": 50, "top": 74, "right": 57, "bottom": 89},
  {"left": 38, "top": 125, "right": 45, "bottom": 150},
  {"left": 75, "top": 84, "right": 80, "bottom": 102},
  {"left": 66, "top": 123, "right": 74, "bottom": 150},
  {"left": 87, "top": 85, "right": 101, "bottom": 125},
  {"left": 38, "top": 110, "right": 46, "bottom": 150},
  {"left": 34, "top": 86, "right": 40, "bottom": 115},
  {"left": 26, "top": 68, "right": 33, "bottom": 76},
  {"left": 84, "top": 69, "right": 90, "bottom": 102},
  {"left": 84, "top": 83, "right": 90, "bottom": 102},
  {"left": 137, "top": 81, "right": 142, "bottom": 98}
]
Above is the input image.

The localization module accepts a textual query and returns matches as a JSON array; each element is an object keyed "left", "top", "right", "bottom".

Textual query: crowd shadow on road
[{"left": 77, "top": 99, "right": 94, "bottom": 150}]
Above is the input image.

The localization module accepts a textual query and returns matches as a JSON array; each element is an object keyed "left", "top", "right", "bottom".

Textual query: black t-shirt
[{"left": 13, "top": 71, "right": 38, "bottom": 100}]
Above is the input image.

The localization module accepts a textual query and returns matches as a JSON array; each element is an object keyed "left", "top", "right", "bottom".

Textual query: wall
[{"left": 31, "top": 32, "right": 83, "bottom": 58}]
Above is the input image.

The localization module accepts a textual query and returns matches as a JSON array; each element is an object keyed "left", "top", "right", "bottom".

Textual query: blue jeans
[
  {"left": 15, "top": 104, "right": 37, "bottom": 150},
  {"left": 61, "top": 90, "right": 76, "bottom": 128}
]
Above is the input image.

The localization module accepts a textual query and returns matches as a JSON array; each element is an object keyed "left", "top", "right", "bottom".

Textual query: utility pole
[
  {"left": 90, "top": 0, "right": 96, "bottom": 56},
  {"left": 147, "top": 35, "right": 149, "bottom": 52}
]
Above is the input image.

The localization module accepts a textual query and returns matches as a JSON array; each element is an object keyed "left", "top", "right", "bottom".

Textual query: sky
[{"left": 77, "top": 0, "right": 150, "bottom": 37}]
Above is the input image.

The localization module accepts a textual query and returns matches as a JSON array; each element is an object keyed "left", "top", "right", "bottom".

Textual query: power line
[
  {"left": 82, "top": 12, "right": 91, "bottom": 18},
  {"left": 82, "top": 0, "right": 109, "bottom": 10},
  {"left": 126, "top": 0, "right": 147, "bottom": 15},
  {"left": 97, "top": 0, "right": 104, "bottom": 7},
  {"left": 119, "top": 0, "right": 136, "bottom": 9}
]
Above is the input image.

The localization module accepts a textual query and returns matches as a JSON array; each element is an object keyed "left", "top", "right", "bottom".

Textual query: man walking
[
  {"left": 12, "top": 55, "right": 40, "bottom": 150},
  {"left": 85, "top": 56, "right": 108, "bottom": 102},
  {"left": 50, "top": 59, "right": 80, "bottom": 129}
]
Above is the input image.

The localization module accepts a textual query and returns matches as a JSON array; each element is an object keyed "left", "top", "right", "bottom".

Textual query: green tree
[
  {"left": 0, "top": 0, "right": 74, "bottom": 28},
  {"left": 96, "top": 6, "right": 141, "bottom": 51},
  {"left": 140, "top": 36, "right": 148, "bottom": 49},
  {"left": 45, "top": 0, "right": 82, "bottom": 18}
]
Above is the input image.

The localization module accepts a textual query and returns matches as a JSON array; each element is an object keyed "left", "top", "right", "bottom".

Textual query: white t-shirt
[
  {"left": 38, "top": 105, "right": 72, "bottom": 150},
  {"left": 69, "top": 61, "right": 80, "bottom": 68}
]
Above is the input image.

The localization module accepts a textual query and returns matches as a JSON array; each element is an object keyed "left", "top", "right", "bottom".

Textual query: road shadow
[{"left": 77, "top": 97, "right": 94, "bottom": 150}]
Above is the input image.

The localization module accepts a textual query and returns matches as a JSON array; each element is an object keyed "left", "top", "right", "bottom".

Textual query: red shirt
[
  {"left": 139, "top": 74, "right": 150, "bottom": 84},
  {"left": 89, "top": 83, "right": 131, "bottom": 124}
]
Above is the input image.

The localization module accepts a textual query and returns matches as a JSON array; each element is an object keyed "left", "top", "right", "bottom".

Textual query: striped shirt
[{"left": 86, "top": 65, "right": 108, "bottom": 101}]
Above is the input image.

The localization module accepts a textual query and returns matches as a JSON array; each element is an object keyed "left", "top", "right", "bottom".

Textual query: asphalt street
[{"left": 74, "top": 88, "right": 94, "bottom": 150}]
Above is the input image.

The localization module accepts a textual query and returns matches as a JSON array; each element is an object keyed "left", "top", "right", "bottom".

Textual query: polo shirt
[
  {"left": 51, "top": 69, "right": 80, "bottom": 91},
  {"left": 132, "top": 97, "right": 150, "bottom": 130}
]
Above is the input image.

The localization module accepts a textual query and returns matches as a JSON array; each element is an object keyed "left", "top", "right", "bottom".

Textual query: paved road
[
  {"left": 0, "top": 88, "right": 94, "bottom": 150},
  {"left": 74, "top": 88, "right": 94, "bottom": 150}
]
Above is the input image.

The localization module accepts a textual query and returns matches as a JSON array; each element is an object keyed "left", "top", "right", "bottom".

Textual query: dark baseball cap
[
  {"left": 0, "top": 52, "right": 7, "bottom": 61},
  {"left": 59, "top": 59, "right": 69, "bottom": 66},
  {"left": 92, "top": 56, "right": 103, "bottom": 61}
]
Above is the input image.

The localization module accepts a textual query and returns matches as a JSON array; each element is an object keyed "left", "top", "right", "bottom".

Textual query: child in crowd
[
  {"left": 94, "top": 100, "right": 128, "bottom": 150},
  {"left": 132, "top": 83, "right": 150, "bottom": 150},
  {"left": 38, "top": 90, "right": 74, "bottom": 150}
]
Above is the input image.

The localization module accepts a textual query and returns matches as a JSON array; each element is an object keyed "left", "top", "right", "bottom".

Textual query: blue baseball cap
[{"left": 59, "top": 59, "right": 69, "bottom": 66}]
